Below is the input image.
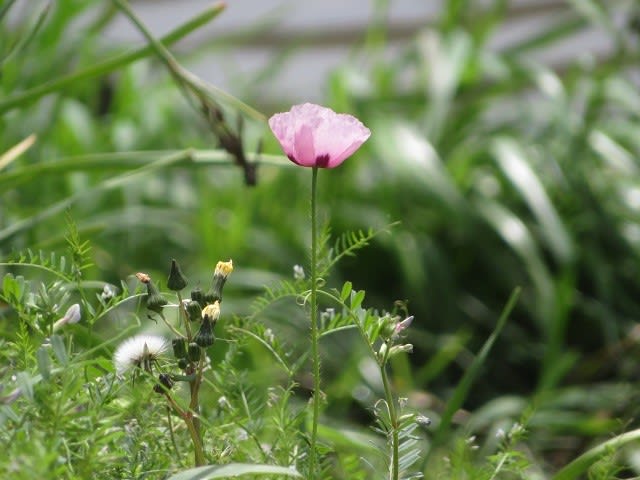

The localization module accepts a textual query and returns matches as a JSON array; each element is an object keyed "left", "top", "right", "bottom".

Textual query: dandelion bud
[
  {"left": 188, "top": 342, "right": 201, "bottom": 362},
  {"left": 167, "top": 259, "right": 188, "bottom": 291},
  {"left": 201, "top": 301, "right": 220, "bottom": 328},
  {"left": 185, "top": 300, "right": 202, "bottom": 322},
  {"left": 153, "top": 373, "right": 174, "bottom": 394},
  {"left": 190, "top": 287, "right": 205, "bottom": 308},
  {"left": 177, "top": 358, "right": 188, "bottom": 370},
  {"left": 171, "top": 338, "right": 187, "bottom": 359},
  {"left": 137, "top": 273, "right": 167, "bottom": 313},
  {"left": 195, "top": 315, "right": 215, "bottom": 348},
  {"left": 204, "top": 260, "right": 233, "bottom": 304}
]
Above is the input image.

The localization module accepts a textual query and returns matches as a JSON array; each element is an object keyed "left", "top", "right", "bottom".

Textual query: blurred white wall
[{"left": 103, "top": 0, "right": 634, "bottom": 102}]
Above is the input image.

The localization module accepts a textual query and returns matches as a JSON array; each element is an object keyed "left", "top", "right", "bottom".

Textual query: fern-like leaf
[{"left": 318, "top": 223, "right": 398, "bottom": 277}]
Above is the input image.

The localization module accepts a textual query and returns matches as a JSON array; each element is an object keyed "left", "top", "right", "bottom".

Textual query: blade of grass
[
  {"left": 0, "top": 0, "right": 18, "bottom": 23},
  {"left": 111, "top": 0, "right": 263, "bottom": 122},
  {"left": 0, "top": 2, "right": 226, "bottom": 114},
  {"left": 423, "top": 287, "right": 521, "bottom": 465},
  {"left": 0, "top": 150, "right": 190, "bottom": 242},
  {"left": 0, "top": 149, "right": 291, "bottom": 195},
  {"left": 552, "top": 428, "right": 640, "bottom": 480},
  {"left": 1, "top": 1, "right": 51, "bottom": 67}
]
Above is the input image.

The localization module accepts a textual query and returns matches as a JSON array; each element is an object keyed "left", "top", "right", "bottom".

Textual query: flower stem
[
  {"left": 309, "top": 166, "right": 321, "bottom": 479},
  {"left": 380, "top": 344, "right": 399, "bottom": 480},
  {"left": 165, "top": 393, "right": 205, "bottom": 466}
]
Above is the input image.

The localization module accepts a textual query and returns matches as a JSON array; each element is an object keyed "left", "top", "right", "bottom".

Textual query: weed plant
[{"left": 2, "top": 1, "right": 640, "bottom": 479}]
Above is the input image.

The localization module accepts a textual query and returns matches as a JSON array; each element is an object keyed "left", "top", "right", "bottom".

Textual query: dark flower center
[{"left": 315, "top": 154, "right": 330, "bottom": 168}]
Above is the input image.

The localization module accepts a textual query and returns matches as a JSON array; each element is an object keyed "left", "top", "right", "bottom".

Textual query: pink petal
[
  {"left": 293, "top": 124, "right": 316, "bottom": 166},
  {"left": 268, "top": 103, "right": 370, "bottom": 168}
]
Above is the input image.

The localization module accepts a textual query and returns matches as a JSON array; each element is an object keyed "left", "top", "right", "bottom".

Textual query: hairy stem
[
  {"left": 380, "top": 345, "right": 399, "bottom": 480},
  {"left": 309, "top": 167, "right": 321, "bottom": 479}
]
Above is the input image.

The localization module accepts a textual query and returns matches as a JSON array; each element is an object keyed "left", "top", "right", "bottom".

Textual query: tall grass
[{"left": 2, "top": 0, "right": 640, "bottom": 478}]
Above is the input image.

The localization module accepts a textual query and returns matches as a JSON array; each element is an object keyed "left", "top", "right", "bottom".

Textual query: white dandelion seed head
[{"left": 113, "top": 334, "right": 169, "bottom": 375}]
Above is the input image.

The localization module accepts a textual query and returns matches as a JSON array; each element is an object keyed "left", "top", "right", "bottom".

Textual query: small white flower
[
  {"left": 218, "top": 395, "right": 231, "bottom": 410},
  {"left": 113, "top": 334, "right": 168, "bottom": 375},
  {"left": 101, "top": 284, "right": 117, "bottom": 302},
  {"left": 53, "top": 304, "right": 81, "bottom": 331},
  {"left": 416, "top": 415, "right": 432, "bottom": 426},
  {"left": 293, "top": 264, "right": 305, "bottom": 280}
]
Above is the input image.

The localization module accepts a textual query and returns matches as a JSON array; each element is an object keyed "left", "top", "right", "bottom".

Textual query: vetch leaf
[
  {"left": 340, "top": 281, "right": 352, "bottom": 302},
  {"left": 51, "top": 335, "right": 68, "bottom": 366},
  {"left": 350, "top": 290, "right": 365, "bottom": 310},
  {"left": 36, "top": 346, "right": 51, "bottom": 381},
  {"left": 15, "top": 372, "right": 34, "bottom": 402}
]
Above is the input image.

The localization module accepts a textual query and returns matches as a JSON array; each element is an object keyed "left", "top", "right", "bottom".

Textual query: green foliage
[{"left": 2, "top": 0, "right": 640, "bottom": 478}]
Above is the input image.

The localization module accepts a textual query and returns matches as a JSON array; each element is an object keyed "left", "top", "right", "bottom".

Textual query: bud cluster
[
  {"left": 377, "top": 314, "right": 414, "bottom": 362},
  {"left": 128, "top": 258, "right": 234, "bottom": 392}
]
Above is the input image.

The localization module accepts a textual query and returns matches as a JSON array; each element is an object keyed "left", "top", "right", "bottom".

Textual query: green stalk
[
  {"left": 166, "top": 394, "right": 205, "bottom": 466},
  {"left": 0, "top": 3, "right": 225, "bottom": 114},
  {"left": 379, "top": 344, "right": 399, "bottom": 480},
  {"left": 309, "top": 167, "right": 321, "bottom": 479}
]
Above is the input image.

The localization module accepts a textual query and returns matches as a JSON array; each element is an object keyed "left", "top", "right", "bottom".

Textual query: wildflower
[
  {"left": 167, "top": 258, "right": 188, "bottom": 291},
  {"left": 195, "top": 302, "right": 219, "bottom": 348},
  {"left": 388, "top": 343, "right": 413, "bottom": 357},
  {"left": 293, "top": 264, "right": 305, "bottom": 280},
  {"left": 100, "top": 284, "right": 116, "bottom": 302},
  {"left": 416, "top": 415, "right": 432, "bottom": 426},
  {"left": 268, "top": 103, "right": 371, "bottom": 168},
  {"left": 113, "top": 334, "right": 168, "bottom": 375},
  {"left": 52, "top": 303, "right": 81, "bottom": 331},
  {"left": 136, "top": 272, "right": 167, "bottom": 313},
  {"left": 205, "top": 260, "right": 233, "bottom": 304},
  {"left": 201, "top": 301, "right": 221, "bottom": 326},
  {"left": 394, "top": 315, "right": 414, "bottom": 337}
]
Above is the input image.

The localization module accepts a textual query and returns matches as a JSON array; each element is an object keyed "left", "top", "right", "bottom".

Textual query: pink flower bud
[{"left": 394, "top": 315, "right": 414, "bottom": 335}]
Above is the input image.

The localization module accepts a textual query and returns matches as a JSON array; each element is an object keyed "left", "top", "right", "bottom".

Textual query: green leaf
[
  {"left": 50, "top": 335, "right": 68, "bottom": 366},
  {"left": 166, "top": 463, "right": 302, "bottom": 480},
  {"left": 15, "top": 372, "right": 34, "bottom": 402},
  {"left": 36, "top": 346, "right": 51, "bottom": 381},
  {"left": 350, "top": 290, "right": 365, "bottom": 311},
  {"left": 340, "top": 281, "right": 352, "bottom": 302}
]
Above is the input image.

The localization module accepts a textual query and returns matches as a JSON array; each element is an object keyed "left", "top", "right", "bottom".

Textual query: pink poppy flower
[{"left": 268, "top": 103, "right": 371, "bottom": 168}]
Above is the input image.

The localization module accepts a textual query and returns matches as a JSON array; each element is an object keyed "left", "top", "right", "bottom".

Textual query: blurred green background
[{"left": 2, "top": 0, "right": 640, "bottom": 473}]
